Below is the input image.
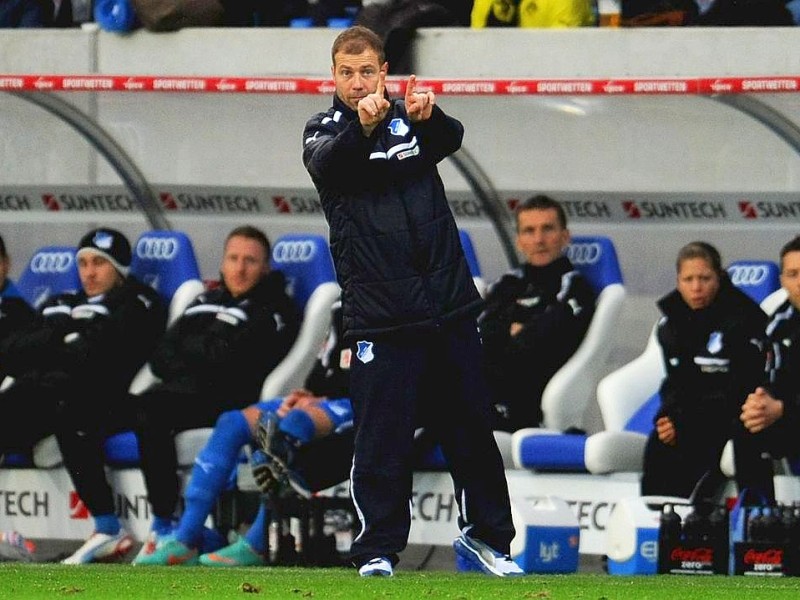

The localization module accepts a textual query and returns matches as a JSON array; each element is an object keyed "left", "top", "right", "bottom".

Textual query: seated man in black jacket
[
  {"left": 0, "top": 234, "right": 36, "bottom": 369},
  {"left": 0, "top": 228, "right": 167, "bottom": 565},
  {"left": 741, "top": 235, "right": 800, "bottom": 481},
  {"left": 479, "top": 195, "right": 596, "bottom": 431},
  {"left": 134, "top": 300, "right": 353, "bottom": 567},
  {"left": 134, "top": 225, "right": 300, "bottom": 560}
]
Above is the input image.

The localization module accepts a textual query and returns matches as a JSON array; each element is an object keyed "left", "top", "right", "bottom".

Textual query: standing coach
[{"left": 302, "top": 25, "right": 523, "bottom": 578}]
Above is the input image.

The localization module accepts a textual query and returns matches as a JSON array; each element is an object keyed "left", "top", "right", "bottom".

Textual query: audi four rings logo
[
  {"left": 30, "top": 252, "right": 74, "bottom": 274},
  {"left": 136, "top": 237, "right": 179, "bottom": 261},
  {"left": 728, "top": 265, "right": 769, "bottom": 287},
  {"left": 567, "top": 243, "right": 602, "bottom": 265},
  {"left": 273, "top": 240, "right": 316, "bottom": 263}
]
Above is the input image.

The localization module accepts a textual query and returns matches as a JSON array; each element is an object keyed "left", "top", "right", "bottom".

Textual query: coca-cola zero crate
[{"left": 733, "top": 542, "right": 794, "bottom": 577}]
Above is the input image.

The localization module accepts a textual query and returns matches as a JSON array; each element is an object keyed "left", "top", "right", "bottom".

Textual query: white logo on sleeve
[{"left": 356, "top": 340, "right": 375, "bottom": 364}]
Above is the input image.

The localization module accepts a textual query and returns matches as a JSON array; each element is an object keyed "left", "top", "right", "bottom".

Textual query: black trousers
[
  {"left": 0, "top": 378, "right": 135, "bottom": 518},
  {"left": 0, "top": 376, "right": 136, "bottom": 515},
  {"left": 135, "top": 389, "right": 231, "bottom": 519},
  {"left": 56, "top": 395, "right": 136, "bottom": 517},
  {"left": 347, "top": 318, "right": 515, "bottom": 567},
  {"left": 641, "top": 419, "right": 775, "bottom": 502},
  {"left": 0, "top": 379, "right": 62, "bottom": 454}
]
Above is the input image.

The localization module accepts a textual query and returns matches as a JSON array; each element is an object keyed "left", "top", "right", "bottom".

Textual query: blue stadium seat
[
  {"left": 16, "top": 246, "right": 80, "bottom": 309},
  {"left": 129, "top": 229, "right": 205, "bottom": 325},
  {"left": 512, "top": 236, "right": 626, "bottom": 472},
  {"left": 458, "top": 229, "right": 481, "bottom": 278},
  {"left": 261, "top": 233, "right": 340, "bottom": 398},
  {"left": 458, "top": 229, "right": 488, "bottom": 297},
  {"left": 726, "top": 260, "right": 780, "bottom": 305}
]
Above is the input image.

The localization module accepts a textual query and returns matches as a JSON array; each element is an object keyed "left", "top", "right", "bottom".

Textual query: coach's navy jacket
[{"left": 302, "top": 94, "right": 481, "bottom": 339}]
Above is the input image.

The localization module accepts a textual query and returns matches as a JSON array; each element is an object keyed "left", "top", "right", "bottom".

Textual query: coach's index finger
[
  {"left": 405, "top": 74, "right": 416, "bottom": 103},
  {"left": 376, "top": 69, "right": 386, "bottom": 98}
]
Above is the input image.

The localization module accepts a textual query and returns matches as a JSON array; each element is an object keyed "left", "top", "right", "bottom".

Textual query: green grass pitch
[{"left": 2, "top": 565, "right": 800, "bottom": 599}]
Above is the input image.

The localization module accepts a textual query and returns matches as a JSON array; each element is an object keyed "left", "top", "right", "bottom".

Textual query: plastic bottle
[
  {"left": 708, "top": 506, "right": 729, "bottom": 545},
  {"left": 659, "top": 504, "right": 682, "bottom": 561},
  {"left": 682, "top": 508, "right": 709, "bottom": 544},
  {"left": 760, "top": 506, "right": 782, "bottom": 544},
  {"left": 747, "top": 507, "right": 764, "bottom": 542}
]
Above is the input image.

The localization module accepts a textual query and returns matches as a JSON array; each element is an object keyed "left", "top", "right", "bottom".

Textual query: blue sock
[
  {"left": 94, "top": 514, "right": 120, "bottom": 536},
  {"left": 152, "top": 516, "right": 175, "bottom": 536},
  {"left": 279, "top": 410, "right": 316, "bottom": 444},
  {"left": 279, "top": 399, "right": 353, "bottom": 443},
  {"left": 244, "top": 504, "right": 269, "bottom": 554},
  {"left": 318, "top": 398, "right": 354, "bottom": 433},
  {"left": 255, "top": 398, "right": 283, "bottom": 415},
  {"left": 174, "top": 410, "right": 251, "bottom": 547}
]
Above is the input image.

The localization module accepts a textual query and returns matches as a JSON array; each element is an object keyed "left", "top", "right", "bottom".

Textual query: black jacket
[
  {"left": 0, "top": 276, "right": 166, "bottom": 399},
  {"left": 148, "top": 270, "right": 299, "bottom": 408},
  {"left": 478, "top": 256, "right": 596, "bottom": 429},
  {"left": 0, "top": 280, "right": 36, "bottom": 374},
  {"left": 302, "top": 94, "right": 481, "bottom": 338},
  {"left": 656, "top": 276, "right": 767, "bottom": 437},
  {"left": 762, "top": 299, "right": 800, "bottom": 456}
]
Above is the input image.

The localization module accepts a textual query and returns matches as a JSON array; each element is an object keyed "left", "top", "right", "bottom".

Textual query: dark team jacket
[
  {"left": 0, "top": 276, "right": 166, "bottom": 398},
  {"left": 762, "top": 299, "right": 800, "bottom": 456},
  {"left": 479, "top": 256, "right": 596, "bottom": 370},
  {"left": 302, "top": 93, "right": 481, "bottom": 338},
  {"left": 304, "top": 300, "right": 349, "bottom": 399},
  {"left": 655, "top": 276, "right": 767, "bottom": 437},
  {"left": 148, "top": 270, "right": 299, "bottom": 408},
  {"left": 0, "top": 279, "right": 36, "bottom": 362},
  {"left": 478, "top": 256, "right": 596, "bottom": 428}
]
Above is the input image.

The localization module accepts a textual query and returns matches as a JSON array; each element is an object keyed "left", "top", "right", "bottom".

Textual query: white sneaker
[
  {"left": 453, "top": 533, "right": 525, "bottom": 577},
  {"left": 358, "top": 556, "right": 393, "bottom": 577},
  {"left": 62, "top": 530, "right": 133, "bottom": 564}
]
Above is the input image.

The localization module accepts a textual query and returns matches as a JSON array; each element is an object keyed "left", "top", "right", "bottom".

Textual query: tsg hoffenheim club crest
[
  {"left": 356, "top": 340, "right": 375, "bottom": 364},
  {"left": 707, "top": 331, "right": 723, "bottom": 355},
  {"left": 388, "top": 118, "right": 410, "bottom": 137}
]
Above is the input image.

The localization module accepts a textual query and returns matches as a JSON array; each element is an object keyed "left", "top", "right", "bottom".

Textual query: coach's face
[{"left": 332, "top": 49, "right": 387, "bottom": 112}]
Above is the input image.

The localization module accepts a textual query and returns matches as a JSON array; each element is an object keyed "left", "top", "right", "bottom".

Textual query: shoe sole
[
  {"left": 199, "top": 556, "right": 265, "bottom": 567},
  {"left": 64, "top": 536, "right": 134, "bottom": 565},
  {"left": 453, "top": 537, "right": 514, "bottom": 577}
]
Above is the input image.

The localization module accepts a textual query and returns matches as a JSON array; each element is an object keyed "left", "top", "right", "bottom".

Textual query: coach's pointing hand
[
  {"left": 405, "top": 75, "right": 435, "bottom": 123},
  {"left": 359, "top": 70, "right": 390, "bottom": 137}
]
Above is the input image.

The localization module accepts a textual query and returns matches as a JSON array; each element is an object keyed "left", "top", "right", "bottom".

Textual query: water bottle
[
  {"left": 708, "top": 506, "right": 729, "bottom": 545},
  {"left": 747, "top": 507, "right": 764, "bottom": 542},
  {"left": 682, "top": 508, "right": 709, "bottom": 544},
  {"left": 658, "top": 504, "right": 682, "bottom": 571},
  {"left": 760, "top": 506, "right": 782, "bottom": 544}
]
